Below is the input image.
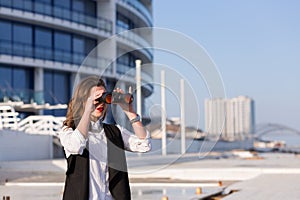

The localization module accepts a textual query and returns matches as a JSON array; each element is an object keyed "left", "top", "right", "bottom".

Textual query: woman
[{"left": 59, "top": 76, "right": 151, "bottom": 200}]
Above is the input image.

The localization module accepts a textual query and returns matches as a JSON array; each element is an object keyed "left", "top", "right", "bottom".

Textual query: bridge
[
  {"left": 252, "top": 123, "right": 300, "bottom": 153},
  {"left": 254, "top": 123, "right": 300, "bottom": 139}
]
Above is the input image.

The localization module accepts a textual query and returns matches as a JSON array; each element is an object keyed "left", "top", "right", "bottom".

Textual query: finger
[
  {"left": 94, "top": 93, "right": 101, "bottom": 99},
  {"left": 114, "top": 87, "right": 123, "bottom": 93},
  {"left": 118, "top": 88, "right": 124, "bottom": 93}
]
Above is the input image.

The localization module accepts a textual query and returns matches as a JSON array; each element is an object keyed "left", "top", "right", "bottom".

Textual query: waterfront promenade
[{"left": 1, "top": 152, "right": 300, "bottom": 199}]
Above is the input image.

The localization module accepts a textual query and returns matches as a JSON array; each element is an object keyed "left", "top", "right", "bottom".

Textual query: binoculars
[{"left": 95, "top": 92, "right": 134, "bottom": 104}]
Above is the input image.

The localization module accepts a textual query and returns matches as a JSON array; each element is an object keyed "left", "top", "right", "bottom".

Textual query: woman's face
[{"left": 90, "top": 86, "right": 107, "bottom": 122}]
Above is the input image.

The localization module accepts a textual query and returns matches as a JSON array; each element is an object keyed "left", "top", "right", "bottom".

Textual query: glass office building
[{"left": 0, "top": 0, "right": 153, "bottom": 119}]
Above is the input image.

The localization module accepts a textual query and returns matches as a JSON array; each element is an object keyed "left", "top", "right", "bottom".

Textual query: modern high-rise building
[
  {"left": 204, "top": 96, "right": 255, "bottom": 141},
  {"left": 0, "top": 0, "right": 153, "bottom": 120}
]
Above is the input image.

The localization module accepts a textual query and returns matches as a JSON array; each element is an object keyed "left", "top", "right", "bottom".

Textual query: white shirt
[{"left": 59, "top": 121, "right": 151, "bottom": 200}]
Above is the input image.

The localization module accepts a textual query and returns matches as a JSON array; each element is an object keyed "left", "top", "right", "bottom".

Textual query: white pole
[
  {"left": 136, "top": 59, "right": 142, "bottom": 157},
  {"left": 161, "top": 70, "right": 167, "bottom": 156},
  {"left": 135, "top": 59, "right": 142, "bottom": 117},
  {"left": 180, "top": 79, "right": 186, "bottom": 154}
]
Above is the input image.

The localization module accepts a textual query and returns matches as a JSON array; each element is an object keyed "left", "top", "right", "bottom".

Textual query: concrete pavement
[{"left": 1, "top": 152, "right": 300, "bottom": 199}]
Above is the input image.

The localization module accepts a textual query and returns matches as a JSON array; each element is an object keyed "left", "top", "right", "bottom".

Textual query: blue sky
[{"left": 152, "top": 0, "right": 300, "bottom": 130}]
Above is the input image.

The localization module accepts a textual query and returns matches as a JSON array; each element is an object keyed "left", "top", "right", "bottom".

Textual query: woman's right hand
[
  {"left": 84, "top": 88, "right": 103, "bottom": 114},
  {"left": 84, "top": 96, "right": 96, "bottom": 114}
]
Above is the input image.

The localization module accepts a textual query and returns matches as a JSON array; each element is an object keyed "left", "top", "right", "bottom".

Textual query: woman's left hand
[{"left": 114, "top": 88, "right": 134, "bottom": 112}]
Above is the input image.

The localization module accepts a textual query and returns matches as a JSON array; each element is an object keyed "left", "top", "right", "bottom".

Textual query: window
[
  {"left": 43, "top": 71, "right": 52, "bottom": 102},
  {"left": 0, "top": 20, "right": 96, "bottom": 64},
  {"left": 85, "top": 38, "right": 96, "bottom": 55},
  {"left": 13, "top": 67, "right": 33, "bottom": 90},
  {"left": 73, "top": 36, "right": 85, "bottom": 53},
  {"left": 0, "top": 65, "right": 33, "bottom": 103},
  {"left": 12, "top": 0, "right": 33, "bottom": 11},
  {"left": 53, "top": 0, "right": 71, "bottom": 20},
  {"left": 0, "top": 20, "right": 12, "bottom": 54},
  {"left": 72, "top": 0, "right": 84, "bottom": 13},
  {"left": 117, "top": 52, "right": 136, "bottom": 67},
  {"left": 13, "top": 23, "right": 33, "bottom": 57},
  {"left": 35, "top": 27, "right": 52, "bottom": 59},
  {"left": 53, "top": 72, "right": 70, "bottom": 105},
  {"left": 73, "top": 36, "right": 85, "bottom": 64},
  {"left": 0, "top": 66, "right": 12, "bottom": 101},
  {"left": 72, "top": 0, "right": 96, "bottom": 16},
  {"left": 72, "top": 36, "right": 96, "bottom": 65},
  {"left": 54, "top": 0, "right": 70, "bottom": 8},
  {"left": 35, "top": 27, "right": 52, "bottom": 47},
  {"left": 117, "top": 13, "right": 135, "bottom": 31},
  {"left": 72, "top": 0, "right": 85, "bottom": 24},
  {"left": 34, "top": 0, "right": 52, "bottom": 15},
  {"left": 84, "top": 0, "right": 96, "bottom": 17},
  {"left": 0, "top": 66, "right": 12, "bottom": 89},
  {"left": 54, "top": 32, "right": 71, "bottom": 51},
  {"left": 44, "top": 70, "right": 69, "bottom": 116},
  {"left": 54, "top": 32, "right": 71, "bottom": 62},
  {"left": 0, "top": 20, "right": 12, "bottom": 41},
  {"left": 12, "top": 68, "right": 24, "bottom": 89},
  {"left": 13, "top": 23, "right": 32, "bottom": 44}
]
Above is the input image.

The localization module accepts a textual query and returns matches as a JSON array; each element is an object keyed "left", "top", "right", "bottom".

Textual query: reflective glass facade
[
  {"left": 0, "top": 65, "right": 34, "bottom": 103},
  {"left": 0, "top": 20, "right": 97, "bottom": 65},
  {"left": 117, "top": 48, "right": 137, "bottom": 75},
  {"left": 0, "top": 19, "right": 97, "bottom": 116},
  {"left": 44, "top": 70, "right": 70, "bottom": 116},
  {"left": 0, "top": 0, "right": 110, "bottom": 32}
]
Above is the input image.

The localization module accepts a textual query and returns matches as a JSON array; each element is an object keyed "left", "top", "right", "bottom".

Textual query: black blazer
[{"left": 62, "top": 123, "right": 131, "bottom": 200}]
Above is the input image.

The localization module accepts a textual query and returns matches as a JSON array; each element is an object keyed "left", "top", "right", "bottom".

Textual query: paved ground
[
  {"left": 1, "top": 152, "right": 300, "bottom": 199},
  {"left": 222, "top": 174, "right": 300, "bottom": 200}
]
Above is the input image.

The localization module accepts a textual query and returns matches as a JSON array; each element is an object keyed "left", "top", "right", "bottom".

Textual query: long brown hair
[{"left": 63, "top": 76, "right": 106, "bottom": 130}]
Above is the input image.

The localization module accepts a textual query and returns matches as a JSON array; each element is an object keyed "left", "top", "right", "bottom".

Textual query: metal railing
[
  {"left": 0, "top": 89, "right": 44, "bottom": 105},
  {"left": 0, "top": 0, "right": 112, "bottom": 33},
  {"left": 0, "top": 40, "right": 110, "bottom": 68},
  {"left": 17, "top": 115, "right": 65, "bottom": 136},
  {"left": 0, "top": 105, "right": 65, "bottom": 136},
  {"left": 0, "top": 106, "right": 20, "bottom": 130}
]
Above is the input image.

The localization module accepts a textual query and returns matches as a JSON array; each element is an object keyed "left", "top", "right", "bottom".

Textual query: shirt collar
[{"left": 90, "top": 119, "right": 103, "bottom": 132}]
